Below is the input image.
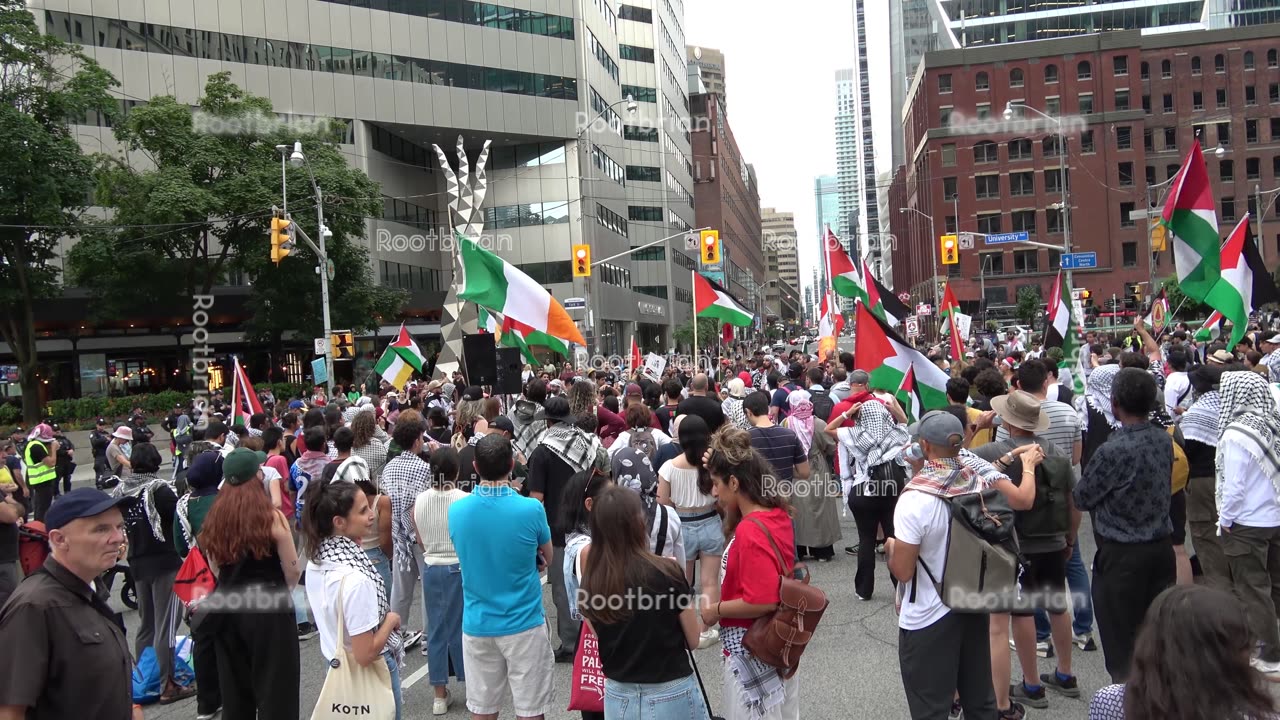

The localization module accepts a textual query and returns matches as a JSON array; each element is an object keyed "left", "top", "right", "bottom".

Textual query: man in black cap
[{"left": 0, "top": 487, "right": 138, "bottom": 720}]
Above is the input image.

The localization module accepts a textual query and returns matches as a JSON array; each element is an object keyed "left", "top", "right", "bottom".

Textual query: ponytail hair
[{"left": 300, "top": 476, "right": 363, "bottom": 562}]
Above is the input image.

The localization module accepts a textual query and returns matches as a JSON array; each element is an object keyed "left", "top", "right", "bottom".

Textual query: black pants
[
  {"left": 192, "top": 617, "right": 222, "bottom": 715},
  {"left": 899, "top": 612, "right": 996, "bottom": 720},
  {"left": 1091, "top": 537, "right": 1175, "bottom": 683},
  {"left": 212, "top": 611, "right": 299, "bottom": 720},
  {"left": 848, "top": 484, "right": 897, "bottom": 600},
  {"left": 30, "top": 482, "right": 55, "bottom": 523}
]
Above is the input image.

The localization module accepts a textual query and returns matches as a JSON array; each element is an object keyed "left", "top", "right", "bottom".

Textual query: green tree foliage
[
  {"left": 1159, "top": 274, "right": 1209, "bottom": 318},
  {"left": 68, "top": 73, "right": 405, "bottom": 345},
  {"left": 1016, "top": 286, "right": 1042, "bottom": 328},
  {"left": 0, "top": 1, "right": 117, "bottom": 421},
  {"left": 672, "top": 317, "right": 722, "bottom": 353}
]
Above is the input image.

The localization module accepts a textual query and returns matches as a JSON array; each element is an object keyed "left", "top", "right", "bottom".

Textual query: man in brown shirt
[{"left": 0, "top": 487, "right": 138, "bottom": 720}]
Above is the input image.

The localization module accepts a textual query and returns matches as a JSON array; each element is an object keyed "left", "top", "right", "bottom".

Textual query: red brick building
[{"left": 890, "top": 24, "right": 1280, "bottom": 324}]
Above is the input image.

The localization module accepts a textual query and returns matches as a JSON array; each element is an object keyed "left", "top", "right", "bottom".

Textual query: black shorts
[
  {"left": 1169, "top": 490, "right": 1187, "bottom": 546},
  {"left": 1011, "top": 549, "right": 1069, "bottom": 615}
]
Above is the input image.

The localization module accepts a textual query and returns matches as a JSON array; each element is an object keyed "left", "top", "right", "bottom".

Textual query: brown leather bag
[{"left": 741, "top": 517, "right": 829, "bottom": 679}]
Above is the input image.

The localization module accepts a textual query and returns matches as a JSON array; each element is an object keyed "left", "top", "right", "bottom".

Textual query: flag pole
[{"left": 692, "top": 270, "right": 699, "bottom": 368}]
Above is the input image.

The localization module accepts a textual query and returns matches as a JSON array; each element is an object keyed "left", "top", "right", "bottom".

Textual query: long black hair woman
[
  {"left": 560, "top": 468, "right": 613, "bottom": 720},
  {"left": 1088, "top": 583, "right": 1278, "bottom": 720}
]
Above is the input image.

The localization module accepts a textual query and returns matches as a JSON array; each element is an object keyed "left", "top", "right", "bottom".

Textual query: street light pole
[
  {"left": 1257, "top": 184, "right": 1280, "bottom": 263},
  {"left": 282, "top": 141, "right": 335, "bottom": 393},
  {"left": 900, "top": 207, "right": 940, "bottom": 333},
  {"left": 1006, "top": 102, "right": 1071, "bottom": 289}
]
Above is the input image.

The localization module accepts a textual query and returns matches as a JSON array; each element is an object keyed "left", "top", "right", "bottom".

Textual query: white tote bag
[{"left": 310, "top": 576, "right": 395, "bottom": 720}]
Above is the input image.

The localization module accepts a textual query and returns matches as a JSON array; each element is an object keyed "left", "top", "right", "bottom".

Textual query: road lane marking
[{"left": 402, "top": 661, "right": 432, "bottom": 689}]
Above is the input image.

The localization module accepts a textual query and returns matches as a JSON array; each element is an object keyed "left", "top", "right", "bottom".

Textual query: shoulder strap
[
  {"left": 745, "top": 516, "right": 788, "bottom": 575},
  {"left": 655, "top": 505, "right": 669, "bottom": 556}
]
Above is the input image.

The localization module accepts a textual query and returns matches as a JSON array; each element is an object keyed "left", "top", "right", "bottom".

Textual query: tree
[
  {"left": 1159, "top": 274, "right": 1209, "bottom": 318},
  {"left": 672, "top": 317, "right": 721, "bottom": 353},
  {"left": 1015, "top": 286, "right": 1041, "bottom": 328},
  {"left": 67, "top": 73, "right": 404, "bottom": 350},
  {"left": 0, "top": 1, "right": 117, "bottom": 421}
]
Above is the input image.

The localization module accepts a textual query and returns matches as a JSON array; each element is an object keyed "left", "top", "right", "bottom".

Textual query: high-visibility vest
[{"left": 25, "top": 439, "right": 56, "bottom": 487}]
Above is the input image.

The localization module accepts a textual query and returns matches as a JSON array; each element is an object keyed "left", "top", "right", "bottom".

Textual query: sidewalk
[{"left": 57, "top": 429, "right": 178, "bottom": 489}]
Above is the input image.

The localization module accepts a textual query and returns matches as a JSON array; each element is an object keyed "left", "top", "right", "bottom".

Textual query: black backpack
[
  {"left": 991, "top": 439, "right": 1073, "bottom": 540},
  {"left": 809, "top": 389, "right": 835, "bottom": 424}
]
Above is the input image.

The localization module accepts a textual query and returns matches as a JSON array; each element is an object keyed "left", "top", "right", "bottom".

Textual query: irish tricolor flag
[
  {"left": 854, "top": 302, "right": 949, "bottom": 411},
  {"left": 693, "top": 271, "right": 754, "bottom": 326},
  {"left": 1161, "top": 143, "right": 1220, "bottom": 302},
  {"left": 375, "top": 324, "right": 426, "bottom": 390},
  {"left": 455, "top": 231, "right": 585, "bottom": 346},
  {"left": 480, "top": 307, "right": 569, "bottom": 365},
  {"left": 939, "top": 282, "right": 963, "bottom": 361},
  {"left": 825, "top": 229, "right": 866, "bottom": 304},
  {"left": 1203, "top": 214, "right": 1280, "bottom": 348}
]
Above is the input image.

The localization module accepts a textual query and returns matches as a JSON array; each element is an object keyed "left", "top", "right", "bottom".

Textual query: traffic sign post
[
  {"left": 984, "top": 231, "right": 1030, "bottom": 245},
  {"left": 1059, "top": 252, "right": 1098, "bottom": 270}
]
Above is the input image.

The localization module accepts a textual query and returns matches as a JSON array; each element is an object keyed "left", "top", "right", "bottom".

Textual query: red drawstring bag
[
  {"left": 567, "top": 623, "right": 605, "bottom": 713},
  {"left": 173, "top": 547, "right": 216, "bottom": 608}
]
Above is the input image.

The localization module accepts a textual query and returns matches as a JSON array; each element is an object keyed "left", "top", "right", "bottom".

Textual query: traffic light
[
  {"left": 940, "top": 234, "right": 959, "bottom": 265},
  {"left": 572, "top": 244, "right": 591, "bottom": 277},
  {"left": 1149, "top": 219, "right": 1167, "bottom": 252},
  {"left": 1131, "top": 283, "right": 1145, "bottom": 302},
  {"left": 1081, "top": 289, "right": 1093, "bottom": 305},
  {"left": 270, "top": 211, "right": 294, "bottom": 265},
  {"left": 700, "top": 229, "right": 721, "bottom": 265},
  {"left": 330, "top": 331, "right": 355, "bottom": 359}
]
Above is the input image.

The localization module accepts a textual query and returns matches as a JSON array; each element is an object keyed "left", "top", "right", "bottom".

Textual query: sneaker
[
  {"left": 297, "top": 622, "right": 318, "bottom": 641},
  {"left": 1250, "top": 656, "right": 1280, "bottom": 681},
  {"left": 949, "top": 700, "right": 963, "bottom": 720},
  {"left": 875, "top": 542, "right": 886, "bottom": 554},
  {"left": 432, "top": 690, "right": 451, "bottom": 716},
  {"left": 845, "top": 545, "right": 859, "bottom": 556},
  {"left": 402, "top": 630, "right": 423, "bottom": 650},
  {"left": 856, "top": 593, "right": 871, "bottom": 601},
  {"left": 1036, "top": 640, "right": 1055, "bottom": 658},
  {"left": 698, "top": 627, "right": 720, "bottom": 649},
  {"left": 1010, "top": 682, "right": 1048, "bottom": 709},
  {"left": 997, "top": 702, "right": 1026, "bottom": 720},
  {"left": 1073, "top": 633, "right": 1098, "bottom": 651},
  {"left": 197, "top": 710, "right": 222, "bottom": 720},
  {"left": 1040, "top": 670, "right": 1082, "bottom": 698}
]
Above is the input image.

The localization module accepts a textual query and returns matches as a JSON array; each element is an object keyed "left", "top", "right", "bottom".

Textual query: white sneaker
[
  {"left": 402, "top": 631, "right": 423, "bottom": 650},
  {"left": 698, "top": 628, "right": 720, "bottom": 649},
  {"left": 432, "top": 690, "right": 451, "bottom": 716},
  {"left": 1250, "top": 656, "right": 1280, "bottom": 681}
]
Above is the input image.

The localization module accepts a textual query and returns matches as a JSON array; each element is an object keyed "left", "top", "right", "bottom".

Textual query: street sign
[
  {"left": 1059, "top": 252, "right": 1098, "bottom": 270},
  {"left": 563, "top": 297, "right": 587, "bottom": 310},
  {"left": 314, "top": 338, "right": 327, "bottom": 356},
  {"left": 905, "top": 316, "right": 920, "bottom": 338},
  {"left": 326, "top": 258, "right": 336, "bottom": 281},
  {"left": 916, "top": 303, "right": 933, "bottom": 316},
  {"left": 984, "top": 231, "right": 1030, "bottom": 245},
  {"left": 311, "top": 357, "right": 329, "bottom": 384},
  {"left": 684, "top": 232, "right": 699, "bottom": 251},
  {"left": 958, "top": 232, "right": 975, "bottom": 250},
  {"left": 897, "top": 292, "right": 911, "bottom": 304}
]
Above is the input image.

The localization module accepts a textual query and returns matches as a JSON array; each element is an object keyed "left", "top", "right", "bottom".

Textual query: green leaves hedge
[{"left": 43, "top": 383, "right": 309, "bottom": 425}]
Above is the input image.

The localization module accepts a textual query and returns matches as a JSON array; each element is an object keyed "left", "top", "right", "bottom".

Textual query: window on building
[
  {"left": 981, "top": 253, "right": 1005, "bottom": 277},
  {"left": 1081, "top": 130, "right": 1095, "bottom": 153},
  {"left": 628, "top": 205, "right": 663, "bottom": 222},
  {"left": 1162, "top": 59, "right": 1173, "bottom": 78},
  {"left": 1078, "top": 61, "right": 1091, "bottom": 80},
  {"left": 621, "top": 84, "right": 657, "bottom": 103},
  {"left": 1011, "top": 210, "right": 1036, "bottom": 234},
  {"left": 625, "top": 165, "right": 660, "bottom": 182},
  {"left": 938, "top": 74, "right": 952, "bottom": 93},
  {"left": 945, "top": 216, "right": 958, "bottom": 233},
  {"left": 1046, "top": 168, "right": 1064, "bottom": 194},
  {"left": 1140, "top": 60, "right": 1150, "bottom": 79},
  {"left": 1193, "top": 91, "right": 1204, "bottom": 110},
  {"left": 1143, "top": 128, "right": 1154, "bottom": 152},
  {"left": 976, "top": 103, "right": 991, "bottom": 120},
  {"left": 624, "top": 125, "right": 658, "bottom": 142},
  {"left": 1013, "top": 249, "right": 1039, "bottom": 273},
  {"left": 977, "top": 213, "right": 1002, "bottom": 235},
  {"left": 1119, "top": 161, "right": 1134, "bottom": 186},
  {"left": 1009, "top": 138, "right": 1032, "bottom": 160},
  {"left": 1113, "top": 56, "right": 1128, "bottom": 76},
  {"left": 1163, "top": 93, "right": 1173, "bottom": 113},
  {"left": 1122, "top": 242, "right": 1138, "bottom": 268},
  {"left": 1270, "top": 49, "right": 1279, "bottom": 68},
  {"left": 1245, "top": 51, "right": 1255, "bottom": 70},
  {"left": 1011, "top": 171, "right": 1034, "bottom": 196},
  {"left": 1142, "top": 94, "right": 1151, "bottom": 114},
  {"left": 1221, "top": 158, "right": 1235, "bottom": 183},
  {"left": 943, "top": 176, "right": 958, "bottom": 201},
  {"left": 618, "top": 44, "right": 654, "bottom": 62},
  {"left": 1010, "top": 68, "right": 1024, "bottom": 87},
  {"left": 1273, "top": 118, "right": 1280, "bottom": 141},
  {"left": 1217, "top": 88, "right": 1228, "bottom": 109},
  {"left": 1165, "top": 126, "right": 1177, "bottom": 149},
  {"left": 1215, "top": 53, "right": 1226, "bottom": 73},
  {"left": 618, "top": 4, "right": 653, "bottom": 22},
  {"left": 1146, "top": 165, "right": 1157, "bottom": 186},
  {"left": 1248, "top": 157, "right": 1260, "bottom": 181},
  {"left": 976, "top": 71, "right": 990, "bottom": 91},
  {"left": 1045, "top": 96, "right": 1061, "bottom": 116},
  {"left": 975, "top": 175, "right": 1000, "bottom": 199},
  {"left": 1218, "top": 122, "right": 1231, "bottom": 145},
  {"left": 974, "top": 140, "right": 999, "bottom": 164},
  {"left": 1272, "top": 84, "right": 1279, "bottom": 104},
  {"left": 940, "top": 107, "right": 953, "bottom": 126},
  {"left": 1247, "top": 85, "right": 1258, "bottom": 106},
  {"left": 1114, "top": 90, "right": 1130, "bottom": 111},
  {"left": 1222, "top": 197, "right": 1236, "bottom": 222},
  {"left": 1045, "top": 64, "right": 1058, "bottom": 83},
  {"left": 1043, "top": 136, "right": 1061, "bottom": 157},
  {"left": 1248, "top": 119, "right": 1260, "bottom": 144},
  {"left": 1079, "top": 94, "right": 1093, "bottom": 114},
  {"left": 1167, "top": 163, "right": 1180, "bottom": 180},
  {"left": 1275, "top": 156, "right": 1280, "bottom": 179},
  {"left": 1192, "top": 56, "right": 1202, "bottom": 75},
  {"left": 1117, "top": 126, "right": 1132, "bottom": 150},
  {"left": 1120, "top": 201, "right": 1136, "bottom": 227},
  {"left": 1249, "top": 195, "right": 1259, "bottom": 219},
  {"left": 1047, "top": 207, "right": 1065, "bottom": 233},
  {"left": 941, "top": 143, "right": 956, "bottom": 166}
]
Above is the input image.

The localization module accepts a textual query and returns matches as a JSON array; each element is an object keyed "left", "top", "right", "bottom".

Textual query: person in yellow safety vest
[{"left": 24, "top": 423, "right": 60, "bottom": 523}]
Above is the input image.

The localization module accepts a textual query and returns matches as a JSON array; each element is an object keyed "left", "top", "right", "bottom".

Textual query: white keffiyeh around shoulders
[{"left": 1215, "top": 371, "right": 1280, "bottom": 531}]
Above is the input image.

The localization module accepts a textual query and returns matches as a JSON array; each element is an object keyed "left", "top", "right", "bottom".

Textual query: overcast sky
[{"left": 684, "top": 0, "right": 858, "bottom": 301}]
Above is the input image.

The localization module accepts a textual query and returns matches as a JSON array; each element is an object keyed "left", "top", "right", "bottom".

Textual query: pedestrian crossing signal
[
  {"left": 572, "top": 244, "right": 591, "bottom": 277},
  {"left": 940, "top": 235, "right": 959, "bottom": 265},
  {"left": 330, "top": 332, "right": 355, "bottom": 359}
]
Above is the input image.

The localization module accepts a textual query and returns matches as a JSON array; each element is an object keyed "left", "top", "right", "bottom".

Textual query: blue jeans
[
  {"left": 1035, "top": 542, "right": 1094, "bottom": 641},
  {"left": 422, "top": 563, "right": 466, "bottom": 686},
  {"left": 605, "top": 674, "right": 708, "bottom": 720},
  {"left": 366, "top": 547, "right": 393, "bottom": 595},
  {"left": 384, "top": 650, "right": 402, "bottom": 720}
]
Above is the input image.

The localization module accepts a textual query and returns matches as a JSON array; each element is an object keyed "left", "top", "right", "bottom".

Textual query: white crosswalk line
[{"left": 401, "top": 661, "right": 432, "bottom": 690}]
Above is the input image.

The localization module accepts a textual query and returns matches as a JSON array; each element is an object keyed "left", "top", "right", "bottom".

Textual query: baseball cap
[
  {"left": 625, "top": 383, "right": 643, "bottom": 397},
  {"left": 1265, "top": 333, "right": 1280, "bottom": 344},
  {"left": 222, "top": 448, "right": 267, "bottom": 485},
  {"left": 909, "top": 411, "right": 965, "bottom": 450},
  {"left": 488, "top": 416, "right": 515, "bottom": 434},
  {"left": 45, "top": 488, "right": 135, "bottom": 531},
  {"left": 461, "top": 386, "right": 484, "bottom": 402}
]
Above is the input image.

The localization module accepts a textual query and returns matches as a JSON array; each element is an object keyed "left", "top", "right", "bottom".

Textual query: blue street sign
[
  {"left": 1059, "top": 252, "right": 1098, "bottom": 270},
  {"left": 984, "top": 231, "right": 1030, "bottom": 245}
]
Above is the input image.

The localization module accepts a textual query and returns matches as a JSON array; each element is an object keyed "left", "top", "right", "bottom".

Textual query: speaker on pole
[
  {"left": 495, "top": 347, "right": 523, "bottom": 395},
  {"left": 461, "top": 333, "right": 499, "bottom": 387}
]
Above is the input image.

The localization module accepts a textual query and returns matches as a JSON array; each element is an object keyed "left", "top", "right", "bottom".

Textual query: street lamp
[
  {"left": 278, "top": 141, "right": 335, "bottom": 393},
  {"left": 899, "top": 206, "right": 940, "bottom": 321},
  {"left": 1005, "top": 101, "right": 1073, "bottom": 290}
]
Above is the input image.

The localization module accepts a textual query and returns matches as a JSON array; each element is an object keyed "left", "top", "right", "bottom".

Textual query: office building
[
  {"left": 686, "top": 45, "right": 726, "bottom": 112},
  {"left": 761, "top": 207, "right": 801, "bottom": 294},
  {"left": 834, "top": 68, "right": 859, "bottom": 312}
]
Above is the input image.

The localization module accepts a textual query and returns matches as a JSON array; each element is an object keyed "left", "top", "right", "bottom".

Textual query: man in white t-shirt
[
  {"left": 1162, "top": 346, "right": 1192, "bottom": 416},
  {"left": 886, "top": 412, "right": 1000, "bottom": 720}
]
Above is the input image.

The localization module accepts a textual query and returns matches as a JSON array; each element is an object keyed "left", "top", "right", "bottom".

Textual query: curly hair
[
  {"left": 568, "top": 380, "right": 598, "bottom": 420},
  {"left": 351, "top": 410, "right": 377, "bottom": 449},
  {"left": 705, "top": 425, "right": 790, "bottom": 537},
  {"left": 198, "top": 481, "right": 278, "bottom": 567}
]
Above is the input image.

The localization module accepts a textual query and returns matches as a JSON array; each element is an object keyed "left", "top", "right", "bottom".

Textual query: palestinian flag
[
  {"left": 1143, "top": 289, "right": 1170, "bottom": 334},
  {"left": 895, "top": 365, "right": 926, "bottom": 425},
  {"left": 1161, "top": 143, "right": 1220, "bottom": 302},
  {"left": 939, "top": 283, "right": 963, "bottom": 361},
  {"left": 228, "top": 356, "right": 263, "bottom": 427},
  {"left": 1194, "top": 309, "right": 1225, "bottom": 342},
  {"left": 375, "top": 324, "right": 427, "bottom": 390},
  {"left": 455, "top": 231, "right": 585, "bottom": 346},
  {"left": 630, "top": 336, "right": 642, "bottom": 371},
  {"left": 693, "top": 271, "right": 754, "bottom": 326},
  {"left": 854, "top": 302, "right": 949, "bottom": 411},
  {"left": 826, "top": 229, "right": 866, "bottom": 304},
  {"left": 1203, "top": 214, "right": 1280, "bottom": 348},
  {"left": 872, "top": 272, "right": 911, "bottom": 326},
  {"left": 1044, "top": 270, "right": 1078, "bottom": 357},
  {"left": 480, "top": 307, "right": 568, "bottom": 365}
]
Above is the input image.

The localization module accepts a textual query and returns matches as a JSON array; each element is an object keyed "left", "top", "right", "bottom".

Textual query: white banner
[
  {"left": 953, "top": 312, "right": 973, "bottom": 342},
  {"left": 642, "top": 353, "right": 666, "bottom": 383},
  {"left": 905, "top": 316, "right": 920, "bottom": 338}
]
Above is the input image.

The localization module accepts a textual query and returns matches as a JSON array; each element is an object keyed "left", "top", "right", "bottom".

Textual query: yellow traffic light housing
[
  {"left": 572, "top": 244, "right": 591, "bottom": 277},
  {"left": 700, "top": 229, "right": 721, "bottom": 265},
  {"left": 940, "top": 234, "right": 959, "bottom": 265},
  {"left": 330, "top": 332, "right": 354, "bottom": 359},
  {"left": 270, "top": 213, "right": 294, "bottom": 265},
  {"left": 1149, "top": 220, "right": 1167, "bottom": 252},
  {"left": 1082, "top": 289, "right": 1092, "bottom": 304}
]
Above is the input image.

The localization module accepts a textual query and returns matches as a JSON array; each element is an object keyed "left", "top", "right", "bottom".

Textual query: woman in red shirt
[{"left": 699, "top": 426, "right": 800, "bottom": 720}]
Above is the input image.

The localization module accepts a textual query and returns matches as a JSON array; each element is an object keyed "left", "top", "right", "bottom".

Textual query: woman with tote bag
[{"left": 302, "top": 473, "right": 403, "bottom": 720}]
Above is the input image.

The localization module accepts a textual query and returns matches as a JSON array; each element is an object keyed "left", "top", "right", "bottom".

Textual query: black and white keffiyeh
[
  {"left": 1263, "top": 348, "right": 1280, "bottom": 384},
  {"left": 836, "top": 400, "right": 909, "bottom": 489},
  {"left": 315, "top": 534, "right": 404, "bottom": 663},
  {"left": 111, "top": 472, "right": 171, "bottom": 542},
  {"left": 1085, "top": 364, "right": 1121, "bottom": 429},
  {"left": 538, "top": 423, "right": 607, "bottom": 475},
  {"left": 1215, "top": 372, "right": 1280, "bottom": 514},
  {"left": 1179, "top": 390, "right": 1221, "bottom": 447},
  {"left": 719, "top": 537, "right": 786, "bottom": 718}
]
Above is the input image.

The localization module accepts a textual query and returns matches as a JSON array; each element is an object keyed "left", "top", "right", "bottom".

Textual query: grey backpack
[{"left": 909, "top": 488, "right": 1025, "bottom": 613}]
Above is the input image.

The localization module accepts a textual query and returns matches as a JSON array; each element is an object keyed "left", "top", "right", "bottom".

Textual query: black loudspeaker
[
  {"left": 495, "top": 347, "right": 523, "bottom": 395},
  {"left": 462, "top": 334, "right": 498, "bottom": 387}
]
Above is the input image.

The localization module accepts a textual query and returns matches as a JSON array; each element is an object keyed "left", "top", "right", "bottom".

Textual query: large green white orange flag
[
  {"left": 825, "top": 229, "right": 867, "bottom": 304},
  {"left": 1203, "top": 214, "right": 1280, "bottom": 348},
  {"left": 1161, "top": 143, "right": 1220, "bottom": 302},
  {"left": 456, "top": 231, "right": 585, "bottom": 346},
  {"left": 479, "top": 306, "right": 568, "bottom": 365},
  {"left": 854, "top": 302, "right": 949, "bottom": 411}
]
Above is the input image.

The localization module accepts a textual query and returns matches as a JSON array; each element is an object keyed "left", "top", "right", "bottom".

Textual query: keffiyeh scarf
[
  {"left": 111, "top": 472, "right": 171, "bottom": 542},
  {"left": 1179, "top": 390, "right": 1220, "bottom": 447},
  {"left": 1264, "top": 348, "right": 1280, "bottom": 384},
  {"left": 315, "top": 535, "right": 404, "bottom": 663},
  {"left": 1085, "top": 365, "right": 1121, "bottom": 429},
  {"left": 720, "top": 537, "right": 786, "bottom": 718},
  {"left": 723, "top": 396, "right": 749, "bottom": 430},
  {"left": 786, "top": 391, "right": 815, "bottom": 455},
  {"left": 539, "top": 423, "right": 607, "bottom": 475},
  {"left": 837, "top": 401, "right": 909, "bottom": 493},
  {"left": 905, "top": 457, "right": 983, "bottom": 499},
  {"left": 1215, "top": 371, "right": 1280, "bottom": 522}
]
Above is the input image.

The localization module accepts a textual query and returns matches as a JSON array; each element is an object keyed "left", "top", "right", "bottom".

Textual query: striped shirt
[
  {"left": 413, "top": 487, "right": 467, "bottom": 566},
  {"left": 996, "top": 399, "right": 1081, "bottom": 468}
]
